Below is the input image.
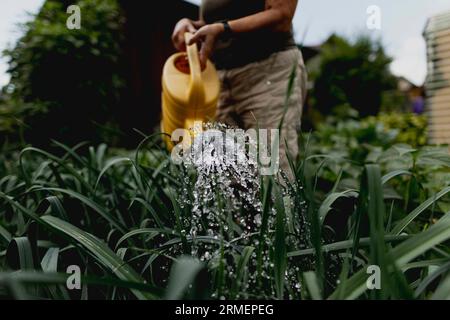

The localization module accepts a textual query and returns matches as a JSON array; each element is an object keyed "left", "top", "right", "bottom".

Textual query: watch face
[{"left": 223, "top": 22, "right": 232, "bottom": 34}]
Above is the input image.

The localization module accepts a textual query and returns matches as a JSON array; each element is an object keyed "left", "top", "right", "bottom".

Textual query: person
[{"left": 172, "top": 0, "right": 307, "bottom": 180}]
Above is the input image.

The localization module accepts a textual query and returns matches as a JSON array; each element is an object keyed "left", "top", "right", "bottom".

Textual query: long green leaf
[
  {"left": 165, "top": 256, "right": 203, "bottom": 300},
  {"left": 330, "top": 217, "right": 450, "bottom": 299},
  {"left": 40, "top": 248, "right": 60, "bottom": 273},
  {"left": 318, "top": 190, "right": 358, "bottom": 224},
  {"left": 7, "top": 237, "right": 34, "bottom": 270},
  {"left": 95, "top": 157, "right": 132, "bottom": 190},
  {"left": 415, "top": 261, "right": 450, "bottom": 297},
  {"left": 0, "top": 224, "right": 12, "bottom": 244},
  {"left": 115, "top": 228, "right": 160, "bottom": 250},
  {"left": 391, "top": 186, "right": 450, "bottom": 235},
  {"left": 36, "top": 187, "right": 127, "bottom": 233},
  {"left": 273, "top": 184, "right": 287, "bottom": 299},
  {"left": 232, "top": 246, "right": 254, "bottom": 296},
  {"left": 431, "top": 274, "right": 450, "bottom": 300},
  {"left": 41, "top": 215, "right": 156, "bottom": 300},
  {"left": 288, "top": 235, "right": 409, "bottom": 257},
  {"left": 19, "top": 147, "right": 94, "bottom": 192},
  {"left": 303, "top": 271, "right": 322, "bottom": 300},
  {"left": 381, "top": 170, "right": 412, "bottom": 185}
]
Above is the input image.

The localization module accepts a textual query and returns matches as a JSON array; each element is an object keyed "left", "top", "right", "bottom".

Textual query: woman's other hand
[
  {"left": 188, "top": 23, "right": 224, "bottom": 68},
  {"left": 172, "top": 18, "right": 205, "bottom": 51}
]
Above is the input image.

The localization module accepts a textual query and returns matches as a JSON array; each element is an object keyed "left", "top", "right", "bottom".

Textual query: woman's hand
[
  {"left": 188, "top": 23, "right": 224, "bottom": 68},
  {"left": 172, "top": 18, "right": 205, "bottom": 51}
]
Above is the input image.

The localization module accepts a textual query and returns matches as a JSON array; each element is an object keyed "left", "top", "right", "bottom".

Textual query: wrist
[
  {"left": 213, "top": 22, "right": 225, "bottom": 34},
  {"left": 218, "top": 21, "right": 233, "bottom": 40}
]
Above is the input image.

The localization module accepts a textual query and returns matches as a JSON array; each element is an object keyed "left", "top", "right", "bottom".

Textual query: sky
[{"left": 1, "top": 1, "right": 450, "bottom": 87}]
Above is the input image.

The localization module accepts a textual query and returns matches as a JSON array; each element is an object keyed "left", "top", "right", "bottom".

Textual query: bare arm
[{"left": 188, "top": 0, "right": 298, "bottom": 65}]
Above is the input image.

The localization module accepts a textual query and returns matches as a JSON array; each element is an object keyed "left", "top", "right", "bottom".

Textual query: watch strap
[{"left": 221, "top": 20, "right": 233, "bottom": 39}]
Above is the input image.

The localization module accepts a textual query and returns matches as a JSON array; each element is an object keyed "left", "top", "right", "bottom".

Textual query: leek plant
[{"left": 0, "top": 133, "right": 449, "bottom": 300}]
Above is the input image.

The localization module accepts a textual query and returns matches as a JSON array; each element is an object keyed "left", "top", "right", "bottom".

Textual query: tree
[
  {"left": 2, "top": 0, "right": 125, "bottom": 147},
  {"left": 1, "top": 0, "right": 200, "bottom": 148},
  {"left": 308, "top": 34, "right": 397, "bottom": 118}
]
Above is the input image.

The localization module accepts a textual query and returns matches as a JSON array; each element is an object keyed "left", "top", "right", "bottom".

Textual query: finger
[
  {"left": 187, "top": 32, "right": 202, "bottom": 46},
  {"left": 192, "top": 20, "right": 206, "bottom": 28},
  {"left": 176, "top": 35, "right": 187, "bottom": 51},
  {"left": 200, "top": 37, "right": 213, "bottom": 67},
  {"left": 187, "top": 24, "right": 196, "bottom": 33}
]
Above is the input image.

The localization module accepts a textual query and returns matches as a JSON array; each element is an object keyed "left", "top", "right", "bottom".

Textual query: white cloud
[
  {"left": 184, "top": 0, "right": 200, "bottom": 5},
  {"left": 390, "top": 36, "right": 427, "bottom": 86},
  {"left": 0, "top": 0, "right": 44, "bottom": 88}
]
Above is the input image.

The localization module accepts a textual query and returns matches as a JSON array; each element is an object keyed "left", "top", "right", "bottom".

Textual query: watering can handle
[{"left": 185, "top": 32, "right": 205, "bottom": 110}]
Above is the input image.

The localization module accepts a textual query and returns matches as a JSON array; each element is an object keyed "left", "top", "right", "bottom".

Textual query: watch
[{"left": 221, "top": 20, "right": 233, "bottom": 40}]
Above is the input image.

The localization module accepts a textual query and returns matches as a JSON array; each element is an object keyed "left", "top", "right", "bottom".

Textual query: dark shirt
[{"left": 201, "top": 0, "right": 296, "bottom": 69}]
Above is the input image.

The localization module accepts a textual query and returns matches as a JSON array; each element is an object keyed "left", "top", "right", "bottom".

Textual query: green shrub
[
  {"left": 305, "top": 112, "right": 449, "bottom": 226},
  {"left": 369, "top": 113, "right": 428, "bottom": 147},
  {"left": 307, "top": 34, "right": 397, "bottom": 117},
  {"left": 1, "top": 0, "right": 124, "bottom": 147}
]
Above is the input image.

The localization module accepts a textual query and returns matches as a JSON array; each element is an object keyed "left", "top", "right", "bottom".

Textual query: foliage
[
  {"left": 306, "top": 113, "right": 450, "bottom": 226},
  {"left": 1, "top": 0, "right": 125, "bottom": 147},
  {"left": 311, "top": 111, "right": 429, "bottom": 167},
  {"left": 307, "top": 34, "right": 397, "bottom": 118},
  {"left": 371, "top": 112, "right": 428, "bottom": 147},
  {"left": 0, "top": 134, "right": 449, "bottom": 300}
]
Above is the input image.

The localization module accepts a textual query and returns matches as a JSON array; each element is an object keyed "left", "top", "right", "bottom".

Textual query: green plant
[
  {"left": 1, "top": 0, "right": 125, "bottom": 147},
  {"left": 305, "top": 111, "right": 449, "bottom": 222},
  {"left": 307, "top": 34, "right": 397, "bottom": 117},
  {"left": 0, "top": 134, "right": 448, "bottom": 300},
  {"left": 369, "top": 113, "right": 428, "bottom": 147}
]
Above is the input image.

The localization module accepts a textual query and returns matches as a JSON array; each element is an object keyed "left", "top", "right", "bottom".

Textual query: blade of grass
[
  {"left": 35, "top": 187, "right": 127, "bottom": 234},
  {"left": 40, "top": 248, "right": 60, "bottom": 273},
  {"left": 41, "top": 215, "right": 156, "bottom": 300},
  {"left": 6, "top": 237, "right": 34, "bottom": 270},
  {"left": 288, "top": 235, "right": 409, "bottom": 257},
  {"left": 381, "top": 170, "right": 412, "bottom": 185},
  {"left": 115, "top": 228, "right": 160, "bottom": 250},
  {"left": 232, "top": 246, "right": 254, "bottom": 297},
  {"left": 318, "top": 190, "right": 358, "bottom": 224},
  {"left": 273, "top": 184, "right": 287, "bottom": 299},
  {"left": 165, "top": 256, "right": 203, "bottom": 300},
  {"left": 256, "top": 177, "right": 272, "bottom": 287},
  {"left": 391, "top": 186, "right": 450, "bottom": 235},
  {"left": 431, "top": 274, "right": 450, "bottom": 300},
  {"left": 303, "top": 271, "right": 322, "bottom": 300},
  {"left": 0, "top": 224, "right": 12, "bottom": 244},
  {"left": 330, "top": 217, "right": 450, "bottom": 299},
  {"left": 415, "top": 261, "right": 450, "bottom": 298},
  {"left": 94, "top": 157, "right": 133, "bottom": 190},
  {"left": 19, "top": 147, "right": 94, "bottom": 193},
  {"left": 365, "top": 165, "right": 390, "bottom": 299}
]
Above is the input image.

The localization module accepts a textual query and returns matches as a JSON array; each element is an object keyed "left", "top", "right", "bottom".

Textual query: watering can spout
[{"left": 161, "top": 32, "right": 220, "bottom": 151}]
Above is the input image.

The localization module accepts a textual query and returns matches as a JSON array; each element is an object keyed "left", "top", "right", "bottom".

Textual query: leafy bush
[
  {"left": 1, "top": 0, "right": 125, "bottom": 147},
  {"left": 306, "top": 113, "right": 450, "bottom": 228},
  {"left": 372, "top": 113, "right": 428, "bottom": 147},
  {"left": 307, "top": 34, "right": 397, "bottom": 117}
]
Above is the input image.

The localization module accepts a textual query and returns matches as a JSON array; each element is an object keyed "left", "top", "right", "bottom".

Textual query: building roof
[{"left": 424, "top": 10, "right": 450, "bottom": 36}]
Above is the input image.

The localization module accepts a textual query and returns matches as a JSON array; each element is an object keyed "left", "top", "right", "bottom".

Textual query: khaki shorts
[{"left": 216, "top": 48, "right": 307, "bottom": 179}]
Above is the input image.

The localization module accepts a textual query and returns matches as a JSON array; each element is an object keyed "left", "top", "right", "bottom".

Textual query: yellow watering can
[{"left": 161, "top": 32, "right": 220, "bottom": 150}]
